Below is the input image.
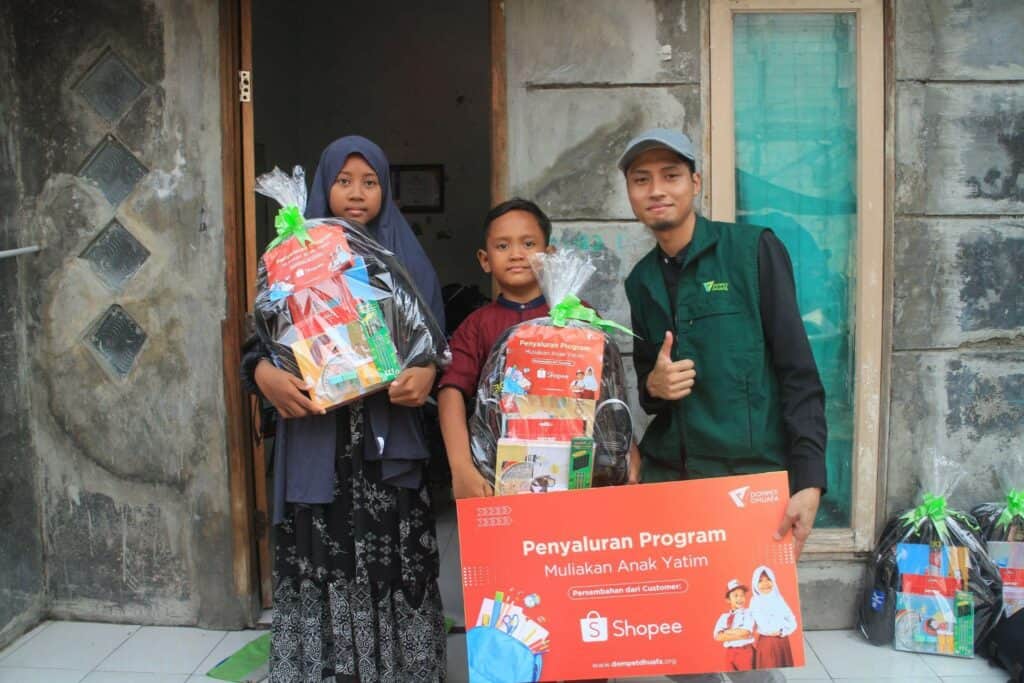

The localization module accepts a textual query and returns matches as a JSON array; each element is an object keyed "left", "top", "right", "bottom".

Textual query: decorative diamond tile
[
  {"left": 79, "top": 136, "right": 147, "bottom": 206},
  {"left": 87, "top": 305, "right": 147, "bottom": 379},
  {"left": 75, "top": 49, "right": 146, "bottom": 121},
  {"left": 80, "top": 219, "right": 150, "bottom": 290}
]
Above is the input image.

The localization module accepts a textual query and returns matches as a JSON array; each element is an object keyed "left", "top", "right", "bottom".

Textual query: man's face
[
  {"left": 625, "top": 148, "right": 701, "bottom": 232},
  {"left": 728, "top": 588, "right": 747, "bottom": 610}
]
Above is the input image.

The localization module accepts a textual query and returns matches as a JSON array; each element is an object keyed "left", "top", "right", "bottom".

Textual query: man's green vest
[{"left": 624, "top": 215, "right": 787, "bottom": 479}]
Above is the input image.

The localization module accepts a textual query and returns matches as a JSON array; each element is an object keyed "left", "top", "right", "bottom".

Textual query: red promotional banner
[{"left": 456, "top": 472, "right": 804, "bottom": 682}]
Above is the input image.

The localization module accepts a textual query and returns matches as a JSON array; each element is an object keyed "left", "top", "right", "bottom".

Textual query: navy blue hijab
[
  {"left": 306, "top": 135, "right": 445, "bottom": 323},
  {"left": 273, "top": 136, "right": 445, "bottom": 522}
]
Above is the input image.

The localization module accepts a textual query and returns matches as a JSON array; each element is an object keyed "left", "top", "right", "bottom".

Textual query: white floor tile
[
  {"left": 941, "top": 674, "right": 1013, "bottom": 682},
  {"left": 192, "top": 630, "right": 266, "bottom": 677},
  {"left": 257, "top": 609, "right": 273, "bottom": 625},
  {"left": 806, "top": 630, "right": 935, "bottom": 679},
  {"left": 0, "top": 622, "right": 51, "bottom": 662},
  {"left": 82, "top": 673, "right": 188, "bottom": 682},
  {"left": 96, "top": 626, "right": 225, "bottom": 675},
  {"left": 446, "top": 632, "right": 468, "bottom": 683},
  {"left": 920, "top": 652, "right": 1009, "bottom": 679},
  {"left": 0, "top": 668, "right": 86, "bottom": 683},
  {"left": 786, "top": 635, "right": 830, "bottom": 680},
  {"left": 1, "top": 621, "right": 138, "bottom": 671},
  {"left": 832, "top": 678, "right": 938, "bottom": 682}
]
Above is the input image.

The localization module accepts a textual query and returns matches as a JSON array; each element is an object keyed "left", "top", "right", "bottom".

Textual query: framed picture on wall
[{"left": 390, "top": 164, "right": 444, "bottom": 212}]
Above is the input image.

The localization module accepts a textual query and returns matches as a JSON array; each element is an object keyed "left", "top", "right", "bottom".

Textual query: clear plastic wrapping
[
  {"left": 857, "top": 455, "right": 1003, "bottom": 656},
  {"left": 468, "top": 250, "right": 634, "bottom": 494},
  {"left": 252, "top": 166, "right": 447, "bottom": 410},
  {"left": 971, "top": 455, "right": 1024, "bottom": 543},
  {"left": 970, "top": 455, "right": 1024, "bottom": 625}
]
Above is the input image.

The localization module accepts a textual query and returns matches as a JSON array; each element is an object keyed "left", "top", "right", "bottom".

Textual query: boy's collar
[{"left": 497, "top": 293, "right": 546, "bottom": 311}]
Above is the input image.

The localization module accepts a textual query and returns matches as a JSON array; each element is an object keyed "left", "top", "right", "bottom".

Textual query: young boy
[
  {"left": 440, "top": 198, "right": 641, "bottom": 499},
  {"left": 713, "top": 579, "right": 757, "bottom": 672},
  {"left": 438, "top": 198, "right": 559, "bottom": 499}
]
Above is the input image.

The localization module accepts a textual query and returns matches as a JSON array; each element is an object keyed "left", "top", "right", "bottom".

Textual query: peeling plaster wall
[
  {"left": 0, "top": 2, "right": 46, "bottom": 648},
  {"left": 503, "top": 0, "right": 1024, "bottom": 629},
  {"left": 2, "top": 0, "right": 246, "bottom": 636},
  {"left": 891, "top": 0, "right": 1024, "bottom": 515}
]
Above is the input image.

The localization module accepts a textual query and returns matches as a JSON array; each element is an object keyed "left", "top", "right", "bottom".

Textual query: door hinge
[{"left": 239, "top": 70, "right": 251, "bottom": 103}]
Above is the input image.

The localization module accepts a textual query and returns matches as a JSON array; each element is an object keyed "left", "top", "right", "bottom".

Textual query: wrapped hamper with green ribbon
[
  {"left": 252, "top": 166, "right": 446, "bottom": 410},
  {"left": 971, "top": 455, "right": 1024, "bottom": 543},
  {"left": 469, "top": 250, "right": 634, "bottom": 494},
  {"left": 857, "top": 469, "right": 1002, "bottom": 657}
]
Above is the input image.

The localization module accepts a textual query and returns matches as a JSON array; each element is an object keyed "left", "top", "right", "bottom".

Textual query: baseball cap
[
  {"left": 618, "top": 128, "right": 697, "bottom": 173},
  {"left": 725, "top": 579, "right": 749, "bottom": 597}
]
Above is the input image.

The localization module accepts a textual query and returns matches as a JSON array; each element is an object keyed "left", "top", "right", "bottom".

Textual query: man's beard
[{"left": 649, "top": 219, "right": 679, "bottom": 232}]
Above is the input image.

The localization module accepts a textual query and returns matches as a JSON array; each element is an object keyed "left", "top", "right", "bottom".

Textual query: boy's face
[
  {"left": 727, "top": 588, "right": 747, "bottom": 609},
  {"left": 478, "top": 210, "right": 548, "bottom": 291},
  {"left": 625, "top": 148, "right": 701, "bottom": 233}
]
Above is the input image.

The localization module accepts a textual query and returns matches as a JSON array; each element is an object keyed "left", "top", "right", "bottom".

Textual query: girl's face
[
  {"left": 329, "top": 154, "right": 383, "bottom": 225},
  {"left": 757, "top": 572, "right": 774, "bottom": 594}
]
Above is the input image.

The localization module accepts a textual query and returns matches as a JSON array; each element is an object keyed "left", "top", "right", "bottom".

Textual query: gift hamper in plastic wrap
[
  {"left": 468, "top": 250, "right": 634, "bottom": 493},
  {"left": 971, "top": 456, "right": 1024, "bottom": 679},
  {"left": 252, "top": 166, "right": 446, "bottom": 410},
  {"left": 857, "top": 462, "right": 1002, "bottom": 658}
]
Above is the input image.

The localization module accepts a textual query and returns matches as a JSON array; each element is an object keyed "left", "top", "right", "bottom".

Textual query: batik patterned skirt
[{"left": 270, "top": 403, "right": 446, "bottom": 682}]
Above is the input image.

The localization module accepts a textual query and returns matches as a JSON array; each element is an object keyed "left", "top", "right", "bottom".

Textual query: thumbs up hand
[{"left": 645, "top": 331, "right": 697, "bottom": 401}]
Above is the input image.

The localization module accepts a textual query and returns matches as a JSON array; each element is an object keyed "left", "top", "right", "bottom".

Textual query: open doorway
[{"left": 240, "top": 0, "right": 497, "bottom": 608}]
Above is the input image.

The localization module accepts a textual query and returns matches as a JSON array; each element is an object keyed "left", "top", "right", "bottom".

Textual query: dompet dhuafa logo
[{"left": 580, "top": 610, "right": 684, "bottom": 643}]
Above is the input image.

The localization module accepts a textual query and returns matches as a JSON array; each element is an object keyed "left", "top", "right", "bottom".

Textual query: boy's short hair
[{"left": 483, "top": 198, "right": 552, "bottom": 246}]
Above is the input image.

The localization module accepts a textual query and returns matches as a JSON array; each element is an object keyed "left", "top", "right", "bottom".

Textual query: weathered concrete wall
[
  {"left": 0, "top": 2, "right": 46, "bottom": 650},
  {"left": 7, "top": 0, "right": 246, "bottom": 629},
  {"left": 890, "top": 0, "right": 1024, "bottom": 516}
]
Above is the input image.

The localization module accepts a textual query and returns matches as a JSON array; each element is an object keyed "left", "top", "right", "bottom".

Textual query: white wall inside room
[{"left": 253, "top": 0, "right": 492, "bottom": 293}]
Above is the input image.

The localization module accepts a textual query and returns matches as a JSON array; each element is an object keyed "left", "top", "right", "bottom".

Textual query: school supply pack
[
  {"left": 468, "top": 250, "right": 634, "bottom": 493},
  {"left": 971, "top": 456, "right": 1024, "bottom": 678},
  {"left": 857, "top": 460, "right": 1003, "bottom": 659},
  {"left": 466, "top": 591, "right": 549, "bottom": 683},
  {"left": 252, "top": 166, "right": 446, "bottom": 410}
]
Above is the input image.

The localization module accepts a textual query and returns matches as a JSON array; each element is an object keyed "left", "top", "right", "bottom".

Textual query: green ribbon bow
[
  {"left": 900, "top": 493, "right": 951, "bottom": 541},
  {"left": 267, "top": 205, "right": 312, "bottom": 250},
  {"left": 549, "top": 294, "right": 634, "bottom": 336},
  {"left": 996, "top": 488, "right": 1024, "bottom": 530}
]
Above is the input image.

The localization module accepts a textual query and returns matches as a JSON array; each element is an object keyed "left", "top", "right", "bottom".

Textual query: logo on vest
[{"left": 702, "top": 280, "right": 729, "bottom": 293}]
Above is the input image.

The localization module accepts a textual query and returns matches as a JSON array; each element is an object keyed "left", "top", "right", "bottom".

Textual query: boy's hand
[
  {"left": 254, "top": 360, "right": 325, "bottom": 418},
  {"left": 388, "top": 365, "right": 437, "bottom": 407},
  {"left": 646, "top": 332, "right": 696, "bottom": 401},
  {"left": 452, "top": 463, "right": 493, "bottom": 499},
  {"left": 628, "top": 442, "right": 642, "bottom": 484}
]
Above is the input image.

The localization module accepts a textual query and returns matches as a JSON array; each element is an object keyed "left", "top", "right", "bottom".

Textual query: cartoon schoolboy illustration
[{"left": 713, "top": 578, "right": 756, "bottom": 671}]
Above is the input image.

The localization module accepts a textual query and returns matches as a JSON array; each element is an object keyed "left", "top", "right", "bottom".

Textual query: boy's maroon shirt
[{"left": 439, "top": 294, "right": 550, "bottom": 397}]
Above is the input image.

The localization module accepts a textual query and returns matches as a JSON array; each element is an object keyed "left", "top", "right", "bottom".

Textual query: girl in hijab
[
  {"left": 749, "top": 565, "right": 798, "bottom": 668},
  {"left": 242, "top": 136, "right": 449, "bottom": 682}
]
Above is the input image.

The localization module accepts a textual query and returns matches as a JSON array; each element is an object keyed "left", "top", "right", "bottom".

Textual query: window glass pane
[{"left": 734, "top": 13, "right": 856, "bottom": 527}]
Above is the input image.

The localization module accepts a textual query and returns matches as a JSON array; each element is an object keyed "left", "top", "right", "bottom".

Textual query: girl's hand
[
  {"left": 254, "top": 360, "right": 325, "bottom": 418},
  {"left": 452, "top": 463, "right": 493, "bottom": 499},
  {"left": 627, "top": 443, "right": 642, "bottom": 484},
  {"left": 388, "top": 366, "right": 437, "bottom": 407}
]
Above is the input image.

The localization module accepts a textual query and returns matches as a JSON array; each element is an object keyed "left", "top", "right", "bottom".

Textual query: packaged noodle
[
  {"left": 252, "top": 166, "right": 447, "bottom": 410},
  {"left": 857, "top": 460, "right": 1002, "bottom": 657},
  {"left": 469, "top": 250, "right": 634, "bottom": 494}
]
